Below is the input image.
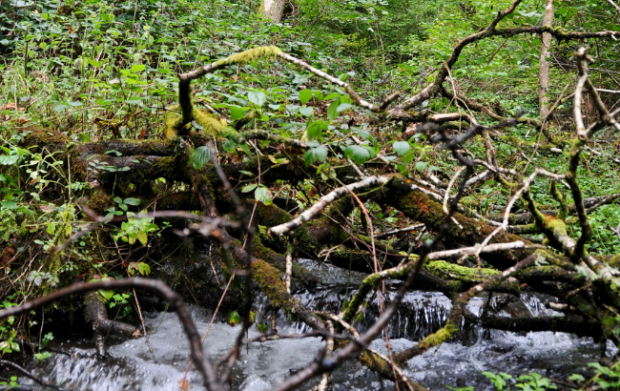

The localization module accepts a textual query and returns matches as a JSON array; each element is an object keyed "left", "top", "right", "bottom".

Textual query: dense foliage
[{"left": 1, "top": 0, "right": 620, "bottom": 389}]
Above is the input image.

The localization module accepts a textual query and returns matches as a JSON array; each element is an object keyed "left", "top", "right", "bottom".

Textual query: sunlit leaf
[{"left": 228, "top": 311, "right": 241, "bottom": 326}]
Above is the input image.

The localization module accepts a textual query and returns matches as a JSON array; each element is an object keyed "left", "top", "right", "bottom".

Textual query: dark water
[{"left": 19, "top": 259, "right": 607, "bottom": 391}]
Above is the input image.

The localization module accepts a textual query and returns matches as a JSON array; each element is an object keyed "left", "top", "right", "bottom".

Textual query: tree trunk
[
  {"left": 261, "top": 0, "right": 286, "bottom": 23},
  {"left": 538, "top": 0, "right": 554, "bottom": 120}
]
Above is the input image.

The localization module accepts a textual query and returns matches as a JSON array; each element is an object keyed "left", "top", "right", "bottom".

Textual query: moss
[
  {"left": 550, "top": 182, "right": 569, "bottom": 221},
  {"left": 213, "top": 46, "right": 282, "bottom": 68},
  {"left": 152, "top": 156, "right": 181, "bottom": 180},
  {"left": 417, "top": 321, "right": 458, "bottom": 350},
  {"left": 605, "top": 255, "right": 620, "bottom": 267},
  {"left": 192, "top": 108, "right": 242, "bottom": 142},
  {"left": 252, "top": 259, "right": 300, "bottom": 314},
  {"left": 165, "top": 107, "right": 183, "bottom": 140},
  {"left": 543, "top": 214, "right": 568, "bottom": 237},
  {"left": 497, "top": 134, "right": 560, "bottom": 153},
  {"left": 376, "top": 176, "right": 530, "bottom": 270},
  {"left": 86, "top": 188, "right": 114, "bottom": 212},
  {"left": 424, "top": 260, "right": 498, "bottom": 282},
  {"left": 253, "top": 202, "right": 292, "bottom": 227},
  {"left": 250, "top": 235, "right": 318, "bottom": 288},
  {"left": 166, "top": 103, "right": 242, "bottom": 143}
]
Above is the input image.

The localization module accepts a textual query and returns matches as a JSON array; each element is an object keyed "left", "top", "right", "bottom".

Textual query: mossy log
[{"left": 372, "top": 176, "right": 534, "bottom": 269}]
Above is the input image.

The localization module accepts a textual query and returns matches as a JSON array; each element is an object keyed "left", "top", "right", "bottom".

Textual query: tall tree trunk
[
  {"left": 262, "top": 0, "right": 286, "bottom": 23},
  {"left": 538, "top": 0, "right": 554, "bottom": 120}
]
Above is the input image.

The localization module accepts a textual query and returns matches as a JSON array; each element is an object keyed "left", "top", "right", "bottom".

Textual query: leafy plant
[
  {"left": 587, "top": 363, "right": 620, "bottom": 391},
  {"left": 483, "top": 372, "right": 557, "bottom": 391}
]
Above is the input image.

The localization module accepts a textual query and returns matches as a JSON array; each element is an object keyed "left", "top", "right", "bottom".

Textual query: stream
[{"left": 18, "top": 256, "right": 608, "bottom": 391}]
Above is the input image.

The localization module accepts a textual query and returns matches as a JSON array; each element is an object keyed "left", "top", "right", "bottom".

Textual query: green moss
[
  {"left": 192, "top": 108, "right": 242, "bottom": 142},
  {"left": 250, "top": 235, "right": 318, "bottom": 288},
  {"left": 543, "top": 215, "right": 568, "bottom": 237},
  {"left": 152, "top": 156, "right": 180, "bottom": 179},
  {"left": 213, "top": 46, "right": 281, "bottom": 67},
  {"left": 418, "top": 321, "right": 458, "bottom": 350},
  {"left": 252, "top": 259, "right": 298, "bottom": 312},
  {"left": 549, "top": 182, "right": 569, "bottom": 221},
  {"left": 424, "top": 260, "right": 499, "bottom": 282},
  {"left": 164, "top": 106, "right": 183, "bottom": 140},
  {"left": 86, "top": 188, "right": 114, "bottom": 212},
  {"left": 605, "top": 255, "right": 620, "bottom": 267},
  {"left": 253, "top": 202, "right": 292, "bottom": 227}
]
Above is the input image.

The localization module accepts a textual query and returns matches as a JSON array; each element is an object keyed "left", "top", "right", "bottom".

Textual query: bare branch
[
  {"left": 269, "top": 176, "right": 389, "bottom": 236},
  {"left": 605, "top": 0, "right": 620, "bottom": 13},
  {"left": 374, "top": 224, "right": 425, "bottom": 239}
]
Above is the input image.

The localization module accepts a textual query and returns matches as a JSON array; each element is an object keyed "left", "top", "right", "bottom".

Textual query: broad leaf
[
  {"left": 327, "top": 100, "right": 340, "bottom": 120},
  {"left": 299, "top": 107, "right": 314, "bottom": 117},
  {"left": 192, "top": 146, "right": 211, "bottom": 169},
  {"left": 248, "top": 91, "right": 267, "bottom": 107},
  {"left": 254, "top": 186, "right": 273, "bottom": 206},
  {"left": 345, "top": 145, "right": 375, "bottom": 165},
  {"left": 336, "top": 103, "right": 353, "bottom": 113},
  {"left": 123, "top": 197, "right": 141, "bottom": 206},
  {"left": 393, "top": 141, "right": 410, "bottom": 156},
  {"left": 299, "top": 89, "right": 313, "bottom": 104}
]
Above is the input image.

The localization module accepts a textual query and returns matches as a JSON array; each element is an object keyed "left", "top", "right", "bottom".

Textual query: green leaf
[
  {"left": 242, "top": 184, "right": 258, "bottom": 193},
  {"left": 0, "top": 201, "right": 17, "bottom": 210},
  {"left": 324, "top": 93, "right": 340, "bottom": 100},
  {"left": 228, "top": 311, "right": 241, "bottom": 326},
  {"left": 0, "top": 155, "right": 20, "bottom": 166},
  {"left": 137, "top": 262, "right": 150, "bottom": 276},
  {"left": 137, "top": 231, "right": 148, "bottom": 246},
  {"left": 345, "top": 145, "right": 373, "bottom": 165},
  {"left": 304, "top": 145, "right": 328, "bottom": 166},
  {"left": 415, "top": 161, "right": 428, "bottom": 172},
  {"left": 568, "top": 374, "right": 585, "bottom": 382},
  {"left": 53, "top": 104, "right": 68, "bottom": 113},
  {"left": 248, "top": 91, "right": 267, "bottom": 107},
  {"left": 307, "top": 120, "right": 328, "bottom": 140},
  {"left": 336, "top": 103, "right": 353, "bottom": 113},
  {"left": 327, "top": 100, "right": 340, "bottom": 120},
  {"left": 257, "top": 322, "right": 269, "bottom": 333},
  {"left": 123, "top": 197, "right": 141, "bottom": 206},
  {"left": 254, "top": 186, "right": 273, "bottom": 206},
  {"left": 99, "top": 289, "right": 114, "bottom": 301},
  {"left": 299, "top": 107, "right": 314, "bottom": 117},
  {"left": 192, "top": 146, "right": 211, "bottom": 169},
  {"left": 131, "top": 64, "right": 145, "bottom": 73},
  {"left": 393, "top": 141, "right": 410, "bottom": 156},
  {"left": 299, "top": 89, "right": 313, "bottom": 104},
  {"left": 230, "top": 106, "right": 246, "bottom": 120},
  {"left": 314, "top": 146, "right": 328, "bottom": 162}
]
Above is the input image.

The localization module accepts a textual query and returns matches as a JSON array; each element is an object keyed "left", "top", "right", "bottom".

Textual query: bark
[
  {"left": 85, "top": 292, "right": 142, "bottom": 356},
  {"left": 375, "top": 177, "right": 533, "bottom": 270},
  {"left": 262, "top": 0, "right": 286, "bottom": 23},
  {"left": 539, "top": 0, "right": 555, "bottom": 121}
]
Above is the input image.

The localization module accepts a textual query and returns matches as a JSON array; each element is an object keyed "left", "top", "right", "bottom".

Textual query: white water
[{"left": 18, "top": 259, "right": 609, "bottom": 391}]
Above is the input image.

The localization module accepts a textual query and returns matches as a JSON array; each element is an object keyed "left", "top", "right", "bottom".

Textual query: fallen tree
[{"left": 2, "top": 0, "right": 620, "bottom": 389}]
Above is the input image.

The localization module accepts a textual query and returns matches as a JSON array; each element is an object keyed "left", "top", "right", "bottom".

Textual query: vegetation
[{"left": 1, "top": 0, "right": 620, "bottom": 389}]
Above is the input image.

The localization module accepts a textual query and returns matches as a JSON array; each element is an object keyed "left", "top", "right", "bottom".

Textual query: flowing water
[{"left": 18, "top": 258, "right": 608, "bottom": 391}]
